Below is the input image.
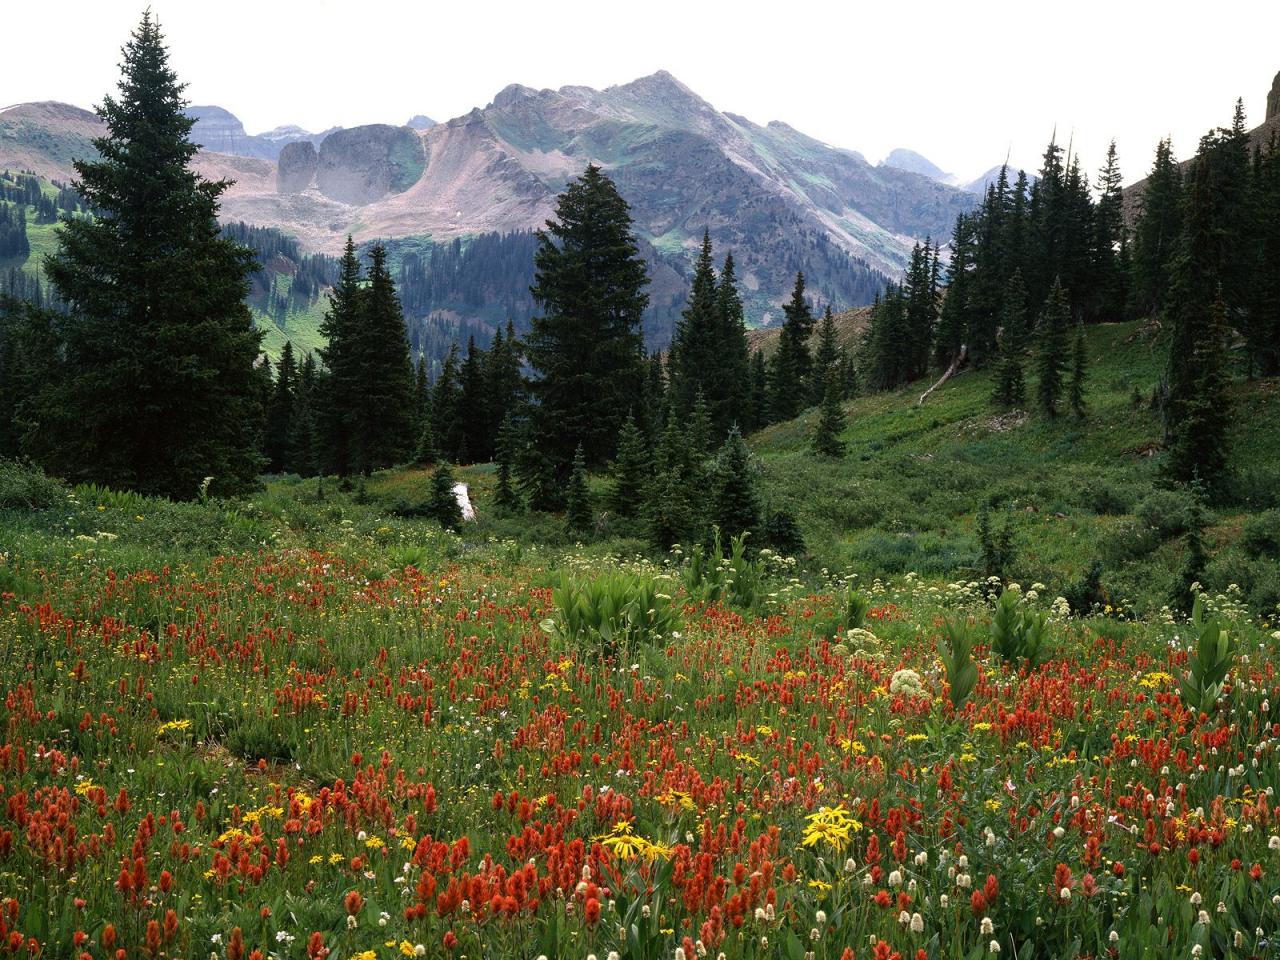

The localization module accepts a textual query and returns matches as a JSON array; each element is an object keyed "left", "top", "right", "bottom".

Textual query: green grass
[{"left": 752, "top": 320, "right": 1280, "bottom": 618}]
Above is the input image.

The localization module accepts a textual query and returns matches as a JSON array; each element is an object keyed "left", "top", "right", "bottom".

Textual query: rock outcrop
[
  {"left": 314, "top": 124, "right": 426, "bottom": 205},
  {"left": 276, "top": 141, "right": 318, "bottom": 193},
  {"left": 1268, "top": 71, "right": 1280, "bottom": 122}
]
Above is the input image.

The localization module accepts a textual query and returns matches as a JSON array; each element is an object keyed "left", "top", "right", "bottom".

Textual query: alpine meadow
[{"left": 5, "top": 6, "right": 1280, "bottom": 960}]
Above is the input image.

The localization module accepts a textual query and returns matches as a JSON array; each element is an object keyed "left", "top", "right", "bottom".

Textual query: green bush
[
  {"left": 1179, "top": 596, "right": 1237, "bottom": 714},
  {"left": 0, "top": 460, "right": 67, "bottom": 510},
  {"left": 989, "top": 589, "right": 1051, "bottom": 668},
  {"left": 1240, "top": 509, "right": 1280, "bottom": 559},
  {"left": 1134, "top": 488, "right": 1199, "bottom": 539},
  {"left": 682, "top": 530, "right": 764, "bottom": 614},
  {"left": 542, "top": 570, "right": 680, "bottom": 657},
  {"left": 938, "top": 619, "right": 979, "bottom": 711}
]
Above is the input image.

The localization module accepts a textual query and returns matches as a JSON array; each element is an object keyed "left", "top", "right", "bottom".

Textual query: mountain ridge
[{"left": 0, "top": 70, "right": 979, "bottom": 325}]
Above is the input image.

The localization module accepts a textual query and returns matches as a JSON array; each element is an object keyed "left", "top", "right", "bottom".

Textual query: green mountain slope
[{"left": 752, "top": 320, "right": 1280, "bottom": 617}]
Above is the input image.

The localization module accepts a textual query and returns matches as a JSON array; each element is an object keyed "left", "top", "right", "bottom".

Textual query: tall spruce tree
[
  {"left": 992, "top": 270, "right": 1029, "bottom": 409},
  {"left": 1249, "top": 135, "right": 1280, "bottom": 375},
  {"left": 352, "top": 243, "right": 416, "bottom": 472},
  {"left": 318, "top": 237, "right": 363, "bottom": 475},
  {"left": 769, "top": 272, "right": 816, "bottom": 420},
  {"left": 427, "top": 461, "right": 463, "bottom": 530},
  {"left": 35, "top": 12, "right": 263, "bottom": 498},
  {"left": 711, "top": 252, "right": 752, "bottom": 436},
  {"left": 670, "top": 230, "right": 719, "bottom": 417},
  {"left": 1164, "top": 126, "right": 1240, "bottom": 491},
  {"left": 1129, "top": 139, "right": 1184, "bottom": 318},
  {"left": 1069, "top": 324, "right": 1088, "bottom": 419},
  {"left": 710, "top": 426, "right": 761, "bottom": 542},
  {"left": 265, "top": 340, "right": 297, "bottom": 472},
  {"left": 608, "top": 412, "right": 650, "bottom": 519},
  {"left": 526, "top": 164, "right": 649, "bottom": 497},
  {"left": 811, "top": 306, "right": 842, "bottom": 404},
  {"left": 811, "top": 379, "right": 847, "bottom": 458},
  {"left": 564, "top": 444, "right": 593, "bottom": 534},
  {"left": 1090, "top": 141, "right": 1127, "bottom": 323},
  {"left": 1035, "top": 279, "right": 1070, "bottom": 417},
  {"left": 288, "top": 353, "right": 320, "bottom": 476}
]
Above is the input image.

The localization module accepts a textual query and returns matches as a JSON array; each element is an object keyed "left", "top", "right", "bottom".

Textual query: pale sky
[{"left": 4, "top": 0, "right": 1278, "bottom": 184}]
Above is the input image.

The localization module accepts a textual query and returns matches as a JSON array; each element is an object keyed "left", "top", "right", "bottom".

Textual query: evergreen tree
[
  {"left": 902, "top": 241, "right": 938, "bottom": 380},
  {"left": 484, "top": 321, "right": 525, "bottom": 450},
  {"left": 1247, "top": 134, "right": 1280, "bottom": 375},
  {"left": 670, "top": 230, "right": 719, "bottom": 416},
  {"left": 317, "top": 237, "right": 363, "bottom": 475},
  {"left": 350, "top": 242, "right": 416, "bottom": 472},
  {"left": 769, "top": 272, "right": 816, "bottom": 420},
  {"left": 1035, "top": 279, "right": 1070, "bottom": 417},
  {"left": 457, "top": 336, "right": 487, "bottom": 463},
  {"left": 748, "top": 348, "right": 769, "bottom": 431},
  {"left": 686, "top": 389, "right": 713, "bottom": 458},
  {"left": 427, "top": 461, "right": 463, "bottom": 530},
  {"left": 1129, "top": 139, "right": 1184, "bottom": 318},
  {"left": 1163, "top": 119, "right": 1247, "bottom": 492},
  {"left": 431, "top": 343, "right": 462, "bottom": 461},
  {"left": 710, "top": 426, "right": 761, "bottom": 542},
  {"left": 1090, "top": 141, "right": 1127, "bottom": 323},
  {"left": 264, "top": 341, "right": 297, "bottom": 472},
  {"left": 992, "top": 270, "right": 1029, "bottom": 409},
  {"left": 526, "top": 164, "right": 649, "bottom": 496},
  {"left": 645, "top": 415, "right": 700, "bottom": 550},
  {"left": 811, "top": 306, "right": 842, "bottom": 404},
  {"left": 564, "top": 444, "right": 593, "bottom": 534},
  {"left": 934, "top": 214, "right": 974, "bottom": 368},
  {"left": 1069, "top": 324, "right": 1088, "bottom": 419},
  {"left": 710, "top": 252, "right": 752, "bottom": 436},
  {"left": 640, "top": 352, "right": 666, "bottom": 441},
  {"left": 493, "top": 415, "right": 519, "bottom": 512},
  {"left": 288, "top": 353, "right": 320, "bottom": 476},
  {"left": 608, "top": 412, "right": 649, "bottom": 519},
  {"left": 811, "top": 379, "right": 847, "bottom": 458},
  {"left": 33, "top": 13, "right": 263, "bottom": 498}
]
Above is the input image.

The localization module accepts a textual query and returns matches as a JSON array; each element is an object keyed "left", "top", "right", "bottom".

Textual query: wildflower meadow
[{"left": 1, "top": 481, "right": 1278, "bottom": 960}]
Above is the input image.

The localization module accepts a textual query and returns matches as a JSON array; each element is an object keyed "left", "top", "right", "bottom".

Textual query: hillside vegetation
[{"left": 752, "top": 319, "right": 1280, "bottom": 617}]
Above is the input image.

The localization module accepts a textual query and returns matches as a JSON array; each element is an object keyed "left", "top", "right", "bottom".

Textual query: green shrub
[
  {"left": 1240, "top": 509, "right": 1280, "bottom": 559},
  {"left": 938, "top": 619, "right": 979, "bottom": 711},
  {"left": 542, "top": 570, "right": 680, "bottom": 657},
  {"left": 1178, "top": 596, "right": 1237, "bottom": 714},
  {"left": 0, "top": 460, "right": 67, "bottom": 510},
  {"left": 1134, "top": 488, "right": 1198, "bottom": 539},
  {"left": 682, "top": 530, "right": 763, "bottom": 614},
  {"left": 989, "top": 589, "right": 1051, "bottom": 668}
]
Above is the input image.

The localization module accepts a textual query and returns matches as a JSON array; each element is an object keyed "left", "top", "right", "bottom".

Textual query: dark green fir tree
[
  {"left": 1035, "top": 278, "right": 1070, "bottom": 417},
  {"left": 811, "top": 379, "right": 847, "bottom": 458},
  {"left": 35, "top": 12, "right": 263, "bottom": 498}
]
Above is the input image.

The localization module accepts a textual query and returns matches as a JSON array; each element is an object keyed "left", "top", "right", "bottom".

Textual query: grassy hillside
[{"left": 754, "top": 319, "right": 1280, "bottom": 617}]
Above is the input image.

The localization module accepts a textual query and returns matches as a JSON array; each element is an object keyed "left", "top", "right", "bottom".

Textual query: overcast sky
[{"left": 4, "top": 1, "right": 1278, "bottom": 183}]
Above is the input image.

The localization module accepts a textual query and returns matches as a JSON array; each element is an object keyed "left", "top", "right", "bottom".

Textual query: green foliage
[
  {"left": 427, "top": 462, "right": 463, "bottom": 530},
  {"left": 608, "top": 413, "right": 649, "bottom": 520},
  {"left": 814, "top": 585, "right": 870, "bottom": 641},
  {"left": 527, "top": 164, "right": 649, "bottom": 483},
  {"left": 1178, "top": 596, "right": 1237, "bottom": 714},
  {"left": 1135, "top": 487, "right": 1200, "bottom": 539},
  {"left": 680, "top": 529, "right": 763, "bottom": 614},
  {"left": 30, "top": 12, "right": 264, "bottom": 499},
  {"left": 989, "top": 588, "right": 1051, "bottom": 668},
  {"left": 709, "top": 426, "right": 761, "bottom": 542},
  {"left": 1035, "top": 279, "right": 1070, "bottom": 417},
  {"left": 542, "top": 570, "right": 679, "bottom": 657},
  {"left": 1240, "top": 509, "right": 1280, "bottom": 559},
  {"left": 938, "top": 619, "right": 979, "bottom": 711},
  {"left": 811, "top": 379, "right": 847, "bottom": 458},
  {"left": 0, "top": 459, "right": 66, "bottom": 510},
  {"left": 976, "top": 504, "right": 1016, "bottom": 580},
  {"left": 564, "top": 444, "right": 592, "bottom": 534}
]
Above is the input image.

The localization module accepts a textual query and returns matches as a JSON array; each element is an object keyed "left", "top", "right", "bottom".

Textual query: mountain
[
  {"left": 186, "top": 105, "right": 334, "bottom": 160},
  {"left": 405, "top": 115, "right": 436, "bottom": 130},
  {"left": 881, "top": 148, "right": 955, "bottom": 183},
  {"left": 1, "top": 71, "right": 979, "bottom": 334}
]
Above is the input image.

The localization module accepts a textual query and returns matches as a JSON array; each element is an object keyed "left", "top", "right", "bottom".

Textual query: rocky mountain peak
[
  {"left": 491, "top": 84, "right": 537, "bottom": 110},
  {"left": 1268, "top": 70, "right": 1280, "bottom": 122}
]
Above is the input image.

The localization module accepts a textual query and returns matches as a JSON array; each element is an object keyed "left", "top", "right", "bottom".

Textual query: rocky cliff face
[
  {"left": 276, "top": 141, "right": 318, "bottom": 193},
  {"left": 188, "top": 106, "right": 335, "bottom": 160},
  {"left": 313, "top": 124, "right": 426, "bottom": 205},
  {"left": 1268, "top": 71, "right": 1280, "bottom": 122}
]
